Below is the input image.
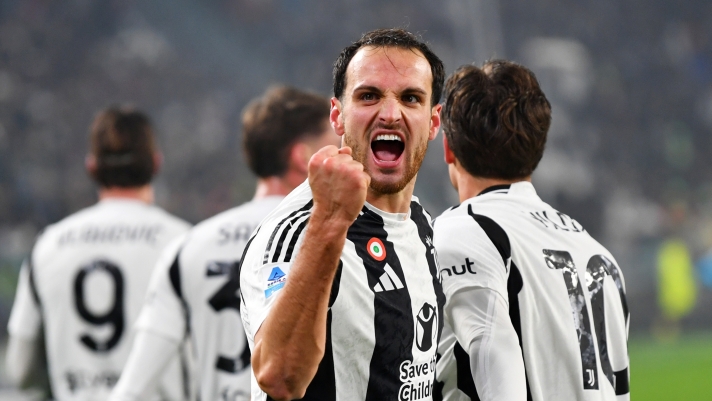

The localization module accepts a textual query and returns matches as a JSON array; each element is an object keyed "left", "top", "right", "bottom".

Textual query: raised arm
[{"left": 251, "top": 145, "right": 369, "bottom": 401}]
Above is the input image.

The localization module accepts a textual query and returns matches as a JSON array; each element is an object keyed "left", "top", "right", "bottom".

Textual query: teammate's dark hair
[
  {"left": 89, "top": 107, "right": 157, "bottom": 188},
  {"left": 242, "top": 85, "right": 330, "bottom": 178},
  {"left": 442, "top": 60, "right": 551, "bottom": 179},
  {"left": 333, "top": 28, "right": 445, "bottom": 107}
]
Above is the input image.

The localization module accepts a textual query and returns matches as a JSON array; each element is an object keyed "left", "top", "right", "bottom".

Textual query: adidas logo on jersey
[{"left": 372, "top": 263, "right": 404, "bottom": 292}]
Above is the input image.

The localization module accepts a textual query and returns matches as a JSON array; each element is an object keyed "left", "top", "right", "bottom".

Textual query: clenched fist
[{"left": 308, "top": 145, "right": 370, "bottom": 226}]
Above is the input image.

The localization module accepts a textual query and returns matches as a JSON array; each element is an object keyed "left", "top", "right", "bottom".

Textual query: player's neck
[
  {"left": 456, "top": 173, "right": 530, "bottom": 203},
  {"left": 254, "top": 174, "right": 299, "bottom": 199},
  {"left": 98, "top": 185, "right": 154, "bottom": 204},
  {"left": 366, "top": 178, "right": 416, "bottom": 216}
]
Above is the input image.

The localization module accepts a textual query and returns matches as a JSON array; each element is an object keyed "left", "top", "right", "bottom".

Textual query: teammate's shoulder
[
  {"left": 259, "top": 181, "right": 314, "bottom": 226},
  {"left": 433, "top": 202, "right": 470, "bottom": 228},
  {"left": 34, "top": 204, "right": 100, "bottom": 242}
]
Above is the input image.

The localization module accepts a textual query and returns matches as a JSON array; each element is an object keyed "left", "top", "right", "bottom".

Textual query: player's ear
[
  {"left": 330, "top": 97, "right": 345, "bottom": 137},
  {"left": 85, "top": 154, "right": 97, "bottom": 177},
  {"left": 443, "top": 135, "right": 457, "bottom": 164},
  {"left": 289, "top": 142, "right": 309, "bottom": 175},
  {"left": 429, "top": 104, "right": 442, "bottom": 141},
  {"left": 153, "top": 152, "right": 163, "bottom": 175}
]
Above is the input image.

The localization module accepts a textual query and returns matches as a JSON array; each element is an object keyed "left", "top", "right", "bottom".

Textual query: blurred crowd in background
[{"left": 0, "top": 0, "right": 711, "bottom": 389}]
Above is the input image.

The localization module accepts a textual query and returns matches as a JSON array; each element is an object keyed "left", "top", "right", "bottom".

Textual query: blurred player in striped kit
[
  {"left": 109, "top": 85, "right": 339, "bottom": 401},
  {"left": 6, "top": 107, "right": 191, "bottom": 401}
]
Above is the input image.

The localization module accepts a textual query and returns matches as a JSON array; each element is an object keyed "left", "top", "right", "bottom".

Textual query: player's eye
[
  {"left": 403, "top": 94, "right": 420, "bottom": 104},
  {"left": 361, "top": 93, "right": 377, "bottom": 101}
]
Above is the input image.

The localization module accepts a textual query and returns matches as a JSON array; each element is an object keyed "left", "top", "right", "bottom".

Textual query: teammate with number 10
[
  {"left": 434, "top": 60, "right": 630, "bottom": 401},
  {"left": 109, "top": 86, "right": 339, "bottom": 401},
  {"left": 6, "top": 107, "right": 191, "bottom": 401}
]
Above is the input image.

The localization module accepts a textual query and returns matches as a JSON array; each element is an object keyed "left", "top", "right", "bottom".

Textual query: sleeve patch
[{"left": 260, "top": 262, "right": 292, "bottom": 298}]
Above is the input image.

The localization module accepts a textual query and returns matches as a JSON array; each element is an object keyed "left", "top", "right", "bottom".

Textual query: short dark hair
[
  {"left": 89, "top": 107, "right": 157, "bottom": 188},
  {"left": 333, "top": 28, "right": 445, "bottom": 106},
  {"left": 242, "top": 85, "right": 330, "bottom": 178},
  {"left": 442, "top": 60, "right": 552, "bottom": 179}
]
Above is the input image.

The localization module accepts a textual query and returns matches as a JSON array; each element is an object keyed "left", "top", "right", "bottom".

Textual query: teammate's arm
[
  {"left": 108, "top": 331, "right": 181, "bottom": 401},
  {"left": 5, "top": 336, "right": 38, "bottom": 388},
  {"left": 435, "top": 214, "right": 526, "bottom": 400},
  {"left": 448, "top": 287, "right": 527, "bottom": 401},
  {"left": 6, "top": 260, "right": 42, "bottom": 388},
  {"left": 252, "top": 146, "right": 369, "bottom": 401}
]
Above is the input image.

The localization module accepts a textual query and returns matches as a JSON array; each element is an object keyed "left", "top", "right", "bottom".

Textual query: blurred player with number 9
[{"left": 6, "top": 107, "right": 191, "bottom": 401}]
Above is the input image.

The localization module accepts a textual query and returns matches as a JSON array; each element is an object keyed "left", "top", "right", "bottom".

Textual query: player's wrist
[{"left": 309, "top": 207, "right": 355, "bottom": 233}]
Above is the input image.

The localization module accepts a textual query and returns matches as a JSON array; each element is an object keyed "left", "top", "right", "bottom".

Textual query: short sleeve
[
  {"left": 240, "top": 259, "right": 294, "bottom": 340},
  {"left": 433, "top": 213, "right": 509, "bottom": 301},
  {"left": 240, "top": 223, "right": 308, "bottom": 340},
  {"left": 7, "top": 260, "right": 42, "bottom": 339},
  {"left": 134, "top": 236, "right": 188, "bottom": 342}
]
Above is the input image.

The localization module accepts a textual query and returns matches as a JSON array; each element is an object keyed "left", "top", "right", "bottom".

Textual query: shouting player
[
  {"left": 109, "top": 86, "right": 339, "bottom": 401},
  {"left": 240, "top": 28, "right": 445, "bottom": 401},
  {"left": 6, "top": 107, "right": 191, "bottom": 400},
  {"left": 434, "top": 60, "right": 630, "bottom": 401}
]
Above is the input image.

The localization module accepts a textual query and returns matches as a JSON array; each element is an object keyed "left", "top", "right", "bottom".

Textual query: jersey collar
[
  {"left": 477, "top": 184, "right": 512, "bottom": 197},
  {"left": 477, "top": 181, "right": 538, "bottom": 198}
]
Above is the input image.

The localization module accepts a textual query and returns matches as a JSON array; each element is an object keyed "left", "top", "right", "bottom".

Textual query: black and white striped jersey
[
  {"left": 7, "top": 199, "right": 191, "bottom": 401},
  {"left": 240, "top": 181, "right": 445, "bottom": 401},
  {"left": 134, "top": 196, "right": 284, "bottom": 401},
  {"left": 434, "top": 182, "right": 630, "bottom": 401}
]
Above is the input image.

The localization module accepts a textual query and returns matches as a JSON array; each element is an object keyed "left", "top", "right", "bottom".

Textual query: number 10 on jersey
[{"left": 542, "top": 249, "right": 629, "bottom": 394}]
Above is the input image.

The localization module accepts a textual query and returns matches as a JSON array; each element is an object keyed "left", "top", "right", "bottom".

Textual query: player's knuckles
[{"left": 309, "top": 146, "right": 338, "bottom": 168}]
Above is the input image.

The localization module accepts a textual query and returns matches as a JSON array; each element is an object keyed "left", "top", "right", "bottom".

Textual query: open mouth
[{"left": 371, "top": 134, "right": 405, "bottom": 162}]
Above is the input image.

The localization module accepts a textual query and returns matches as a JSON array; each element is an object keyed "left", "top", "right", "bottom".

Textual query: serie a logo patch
[{"left": 368, "top": 237, "right": 386, "bottom": 261}]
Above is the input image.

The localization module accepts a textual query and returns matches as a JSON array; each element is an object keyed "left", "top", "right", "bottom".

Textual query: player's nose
[{"left": 378, "top": 97, "right": 402, "bottom": 124}]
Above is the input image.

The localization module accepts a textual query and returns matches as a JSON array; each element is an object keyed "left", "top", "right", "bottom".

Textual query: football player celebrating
[
  {"left": 239, "top": 28, "right": 445, "bottom": 401},
  {"left": 6, "top": 107, "right": 191, "bottom": 401},
  {"left": 434, "top": 60, "right": 630, "bottom": 401},
  {"left": 109, "top": 86, "right": 339, "bottom": 401}
]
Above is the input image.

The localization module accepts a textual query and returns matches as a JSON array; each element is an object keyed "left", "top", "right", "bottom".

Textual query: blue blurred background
[{"left": 0, "top": 0, "right": 711, "bottom": 398}]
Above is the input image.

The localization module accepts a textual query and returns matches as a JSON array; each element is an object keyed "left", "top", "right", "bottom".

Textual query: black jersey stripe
[
  {"left": 477, "top": 184, "right": 511, "bottom": 197},
  {"left": 27, "top": 257, "right": 42, "bottom": 307},
  {"left": 284, "top": 261, "right": 342, "bottom": 401},
  {"left": 453, "top": 341, "right": 480, "bottom": 400},
  {"left": 467, "top": 206, "right": 510, "bottom": 267},
  {"left": 168, "top": 252, "right": 192, "bottom": 336},
  {"left": 468, "top": 210, "right": 533, "bottom": 401},
  {"left": 409, "top": 202, "right": 445, "bottom": 344},
  {"left": 237, "top": 228, "right": 260, "bottom": 314},
  {"left": 281, "top": 214, "right": 311, "bottom": 263},
  {"left": 347, "top": 207, "right": 414, "bottom": 401},
  {"left": 614, "top": 367, "right": 629, "bottom": 395},
  {"left": 508, "top": 262, "right": 533, "bottom": 401},
  {"left": 271, "top": 211, "right": 311, "bottom": 263},
  {"left": 263, "top": 201, "right": 313, "bottom": 264}
]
